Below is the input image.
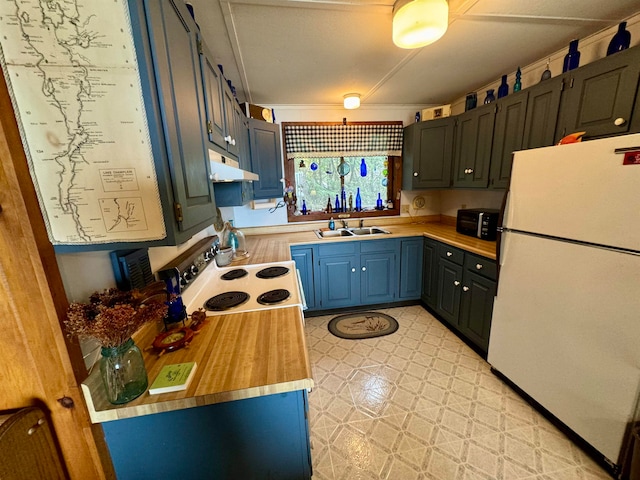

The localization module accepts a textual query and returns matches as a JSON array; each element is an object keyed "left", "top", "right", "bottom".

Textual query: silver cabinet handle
[
  {"left": 476, "top": 263, "right": 483, "bottom": 270},
  {"left": 614, "top": 117, "right": 626, "bottom": 126},
  {"left": 446, "top": 251, "right": 452, "bottom": 257},
  {"left": 413, "top": 172, "right": 418, "bottom": 177},
  {"left": 454, "top": 280, "right": 460, "bottom": 286},
  {"left": 351, "top": 268, "right": 356, "bottom": 273},
  {"left": 463, "top": 286, "right": 469, "bottom": 292},
  {"left": 362, "top": 266, "right": 366, "bottom": 272}
]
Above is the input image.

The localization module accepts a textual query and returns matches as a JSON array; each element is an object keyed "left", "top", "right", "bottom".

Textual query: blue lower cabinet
[
  {"left": 291, "top": 246, "right": 316, "bottom": 310},
  {"left": 319, "top": 254, "right": 359, "bottom": 308},
  {"left": 360, "top": 252, "right": 396, "bottom": 304},
  {"left": 399, "top": 238, "right": 423, "bottom": 299},
  {"left": 102, "top": 390, "right": 311, "bottom": 479}
]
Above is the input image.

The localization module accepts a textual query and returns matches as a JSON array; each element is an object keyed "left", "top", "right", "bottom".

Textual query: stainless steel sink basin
[
  {"left": 314, "top": 228, "right": 354, "bottom": 238},
  {"left": 348, "top": 227, "right": 390, "bottom": 236},
  {"left": 313, "top": 226, "right": 390, "bottom": 239}
]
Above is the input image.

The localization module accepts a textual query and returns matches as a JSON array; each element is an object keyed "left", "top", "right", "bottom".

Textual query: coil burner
[
  {"left": 256, "top": 266, "right": 290, "bottom": 279},
  {"left": 204, "top": 291, "right": 250, "bottom": 311},
  {"left": 257, "top": 289, "right": 291, "bottom": 305},
  {"left": 221, "top": 269, "right": 249, "bottom": 280}
]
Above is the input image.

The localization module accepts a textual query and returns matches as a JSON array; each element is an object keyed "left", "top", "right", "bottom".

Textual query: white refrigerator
[{"left": 487, "top": 133, "right": 640, "bottom": 473}]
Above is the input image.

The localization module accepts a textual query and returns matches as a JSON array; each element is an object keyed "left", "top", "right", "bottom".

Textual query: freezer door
[
  {"left": 488, "top": 231, "right": 640, "bottom": 465},
  {"left": 505, "top": 133, "right": 640, "bottom": 251}
]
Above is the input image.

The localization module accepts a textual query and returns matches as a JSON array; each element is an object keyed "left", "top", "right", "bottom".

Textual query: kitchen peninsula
[{"left": 81, "top": 217, "right": 495, "bottom": 478}]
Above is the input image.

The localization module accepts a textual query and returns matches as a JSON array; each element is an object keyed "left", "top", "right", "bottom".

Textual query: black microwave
[{"left": 456, "top": 209, "right": 500, "bottom": 241}]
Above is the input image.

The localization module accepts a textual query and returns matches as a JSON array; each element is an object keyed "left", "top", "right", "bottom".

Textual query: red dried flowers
[{"left": 65, "top": 288, "right": 168, "bottom": 348}]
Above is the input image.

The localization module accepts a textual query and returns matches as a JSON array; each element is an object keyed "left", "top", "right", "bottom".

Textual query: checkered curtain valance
[{"left": 284, "top": 123, "right": 403, "bottom": 159}]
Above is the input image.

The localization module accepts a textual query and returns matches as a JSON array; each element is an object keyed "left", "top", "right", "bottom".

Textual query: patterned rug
[{"left": 328, "top": 312, "right": 398, "bottom": 340}]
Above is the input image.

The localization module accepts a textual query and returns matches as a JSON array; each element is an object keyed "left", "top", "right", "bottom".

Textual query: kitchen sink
[
  {"left": 348, "top": 227, "right": 390, "bottom": 236},
  {"left": 314, "top": 226, "right": 390, "bottom": 239}
]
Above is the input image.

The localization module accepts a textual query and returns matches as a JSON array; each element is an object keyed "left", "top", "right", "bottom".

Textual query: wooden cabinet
[
  {"left": 459, "top": 253, "right": 497, "bottom": 353},
  {"left": 249, "top": 118, "right": 284, "bottom": 200},
  {"left": 555, "top": 46, "right": 640, "bottom": 140},
  {"left": 291, "top": 245, "right": 316, "bottom": 310},
  {"left": 489, "top": 91, "right": 528, "bottom": 189},
  {"left": 102, "top": 390, "right": 312, "bottom": 479},
  {"left": 522, "top": 76, "right": 563, "bottom": 150},
  {"left": 452, "top": 104, "right": 495, "bottom": 188},
  {"left": 402, "top": 117, "right": 455, "bottom": 189},
  {"left": 399, "top": 238, "right": 424, "bottom": 299},
  {"left": 421, "top": 237, "right": 439, "bottom": 307},
  {"left": 425, "top": 239, "right": 496, "bottom": 355},
  {"left": 318, "top": 240, "right": 396, "bottom": 309},
  {"left": 128, "top": 0, "right": 216, "bottom": 245}
]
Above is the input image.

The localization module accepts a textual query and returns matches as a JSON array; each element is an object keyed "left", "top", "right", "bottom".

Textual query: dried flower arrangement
[{"left": 65, "top": 287, "right": 168, "bottom": 348}]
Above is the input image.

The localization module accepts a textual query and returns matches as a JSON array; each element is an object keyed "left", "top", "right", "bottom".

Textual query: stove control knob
[
  {"left": 190, "top": 265, "right": 199, "bottom": 276},
  {"left": 204, "top": 251, "right": 213, "bottom": 262},
  {"left": 181, "top": 271, "right": 192, "bottom": 286}
]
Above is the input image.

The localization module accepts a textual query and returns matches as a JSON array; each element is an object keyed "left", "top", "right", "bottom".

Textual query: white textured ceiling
[{"left": 189, "top": 0, "right": 640, "bottom": 107}]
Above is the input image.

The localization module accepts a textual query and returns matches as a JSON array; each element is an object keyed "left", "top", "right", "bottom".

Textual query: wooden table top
[{"left": 81, "top": 306, "right": 313, "bottom": 423}]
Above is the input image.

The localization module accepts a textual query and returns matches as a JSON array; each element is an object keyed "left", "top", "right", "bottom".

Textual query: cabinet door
[
  {"left": 360, "top": 252, "right": 396, "bottom": 305},
  {"left": 291, "top": 246, "right": 316, "bottom": 310},
  {"left": 402, "top": 118, "right": 454, "bottom": 189},
  {"left": 199, "top": 40, "right": 226, "bottom": 150},
  {"left": 453, "top": 105, "right": 495, "bottom": 188},
  {"left": 522, "top": 76, "right": 563, "bottom": 150},
  {"left": 249, "top": 118, "right": 284, "bottom": 200},
  {"left": 459, "top": 270, "right": 496, "bottom": 353},
  {"left": 222, "top": 84, "right": 240, "bottom": 157},
  {"left": 556, "top": 46, "right": 640, "bottom": 139},
  {"left": 399, "top": 238, "right": 423, "bottom": 299},
  {"left": 145, "top": 0, "right": 215, "bottom": 233},
  {"left": 489, "top": 92, "right": 528, "bottom": 189},
  {"left": 421, "top": 238, "right": 439, "bottom": 307},
  {"left": 436, "top": 258, "right": 463, "bottom": 325},
  {"left": 319, "top": 255, "right": 359, "bottom": 308}
]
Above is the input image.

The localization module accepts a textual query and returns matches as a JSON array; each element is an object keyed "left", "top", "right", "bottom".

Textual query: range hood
[{"left": 209, "top": 149, "right": 259, "bottom": 182}]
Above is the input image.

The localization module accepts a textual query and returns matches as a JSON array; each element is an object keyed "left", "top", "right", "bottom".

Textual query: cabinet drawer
[
  {"left": 360, "top": 238, "right": 397, "bottom": 253},
  {"left": 438, "top": 244, "right": 464, "bottom": 265},
  {"left": 464, "top": 253, "right": 497, "bottom": 280},
  {"left": 318, "top": 242, "right": 358, "bottom": 257}
]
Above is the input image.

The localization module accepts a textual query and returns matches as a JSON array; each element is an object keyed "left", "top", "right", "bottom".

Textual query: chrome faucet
[
  {"left": 341, "top": 220, "right": 348, "bottom": 228},
  {"left": 359, "top": 219, "right": 364, "bottom": 228}
]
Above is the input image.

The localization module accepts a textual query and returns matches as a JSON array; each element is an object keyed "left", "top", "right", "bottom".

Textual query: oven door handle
[{"left": 295, "top": 269, "right": 308, "bottom": 311}]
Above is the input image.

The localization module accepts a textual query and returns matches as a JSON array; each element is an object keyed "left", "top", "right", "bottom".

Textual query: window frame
[{"left": 282, "top": 121, "right": 403, "bottom": 223}]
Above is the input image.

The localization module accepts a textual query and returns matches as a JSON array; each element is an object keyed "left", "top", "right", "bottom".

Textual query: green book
[{"left": 149, "top": 362, "right": 197, "bottom": 395}]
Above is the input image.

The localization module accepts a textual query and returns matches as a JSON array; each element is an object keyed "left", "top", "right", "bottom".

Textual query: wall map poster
[{"left": 0, "top": 0, "right": 166, "bottom": 245}]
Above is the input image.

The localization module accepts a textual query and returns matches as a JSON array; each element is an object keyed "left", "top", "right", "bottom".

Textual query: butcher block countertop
[
  {"left": 81, "top": 306, "right": 313, "bottom": 423},
  {"left": 236, "top": 216, "right": 497, "bottom": 263}
]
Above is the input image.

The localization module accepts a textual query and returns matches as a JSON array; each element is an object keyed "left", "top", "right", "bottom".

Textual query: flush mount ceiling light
[
  {"left": 392, "top": 0, "right": 448, "bottom": 49},
  {"left": 343, "top": 93, "right": 360, "bottom": 109}
]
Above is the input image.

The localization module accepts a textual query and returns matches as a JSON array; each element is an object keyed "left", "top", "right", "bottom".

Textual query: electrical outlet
[
  {"left": 401, "top": 204, "right": 410, "bottom": 213},
  {"left": 461, "top": 204, "right": 467, "bottom": 209}
]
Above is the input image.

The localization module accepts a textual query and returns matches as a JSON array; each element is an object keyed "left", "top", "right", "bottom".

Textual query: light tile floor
[{"left": 305, "top": 305, "right": 612, "bottom": 480}]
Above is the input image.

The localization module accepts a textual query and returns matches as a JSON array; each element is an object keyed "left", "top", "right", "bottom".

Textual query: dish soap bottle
[{"left": 328, "top": 217, "right": 335, "bottom": 230}]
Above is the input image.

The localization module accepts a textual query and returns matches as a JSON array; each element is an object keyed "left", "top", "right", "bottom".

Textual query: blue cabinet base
[{"left": 102, "top": 391, "right": 311, "bottom": 479}]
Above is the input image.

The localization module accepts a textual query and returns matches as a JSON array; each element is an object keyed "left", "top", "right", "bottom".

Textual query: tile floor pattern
[{"left": 305, "top": 305, "right": 612, "bottom": 480}]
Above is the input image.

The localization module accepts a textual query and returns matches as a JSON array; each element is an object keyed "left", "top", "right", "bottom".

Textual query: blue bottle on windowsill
[
  {"left": 335, "top": 194, "right": 340, "bottom": 213},
  {"left": 355, "top": 188, "right": 362, "bottom": 212}
]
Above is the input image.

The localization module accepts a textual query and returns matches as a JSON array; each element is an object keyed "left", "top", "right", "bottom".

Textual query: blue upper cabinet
[
  {"left": 199, "top": 38, "right": 226, "bottom": 150},
  {"left": 127, "top": 0, "right": 216, "bottom": 245},
  {"left": 249, "top": 118, "right": 284, "bottom": 200}
]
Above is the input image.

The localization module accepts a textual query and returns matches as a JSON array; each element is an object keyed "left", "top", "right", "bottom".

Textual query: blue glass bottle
[
  {"left": 514, "top": 67, "right": 522, "bottom": 92},
  {"left": 607, "top": 22, "right": 631, "bottom": 56},
  {"left": 497, "top": 75, "right": 509, "bottom": 98},
  {"left": 355, "top": 188, "right": 362, "bottom": 212},
  {"left": 376, "top": 193, "right": 383, "bottom": 210},
  {"left": 341, "top": 188, "right": 347, "bottom": 213},
  {"left": 301, "top": 200, "right": 307, "bottom": 215},
  {"left": 360, "top": 159, "right": 367, "bottom": 177},
  {"left": 562, "top": 39, "right": 580, "bottom": 72},
  {"left": 335, "top": 194, "right": 340, "bottom": 213}
]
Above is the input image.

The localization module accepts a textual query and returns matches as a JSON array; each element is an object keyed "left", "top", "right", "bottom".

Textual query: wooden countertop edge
[{"left": 81, "top": 378, "right": 314, "bottom": 424}]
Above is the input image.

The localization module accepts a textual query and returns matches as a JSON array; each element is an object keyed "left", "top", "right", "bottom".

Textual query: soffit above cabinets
[{"left": 189, "top": 0, "right": 640, "bottom": 106}]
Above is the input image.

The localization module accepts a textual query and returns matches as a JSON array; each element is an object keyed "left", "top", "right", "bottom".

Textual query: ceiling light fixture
[
  {"left": 343, "top": 93, "right": 361, "bottom": 109},
  {"left": 392, "top": 0, "right": 448, "bottom": 49}
]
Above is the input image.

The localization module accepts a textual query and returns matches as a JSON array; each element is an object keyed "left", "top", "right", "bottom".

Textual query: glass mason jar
[{"left": 100, "top": 338, "right": 148, "bottom": 405}]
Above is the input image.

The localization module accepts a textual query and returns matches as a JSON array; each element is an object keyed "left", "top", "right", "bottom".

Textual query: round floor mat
[{"left": 327, "top": 312, "right": 398, "bottom": 340}]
